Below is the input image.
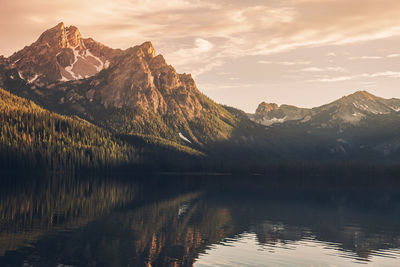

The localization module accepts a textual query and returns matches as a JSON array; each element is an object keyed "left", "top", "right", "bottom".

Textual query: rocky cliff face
[
  {"left": 8, "top": 22, "right": 122, "bottom": 85},
  {"left": 250, "top": 102, "right": 313, "bottom": 126},
  {"left": 1, "top": 23, "right": 238, "bottom": 145},
  {"left": 97, "top": 41, "right": 214, "bottom": 119}
]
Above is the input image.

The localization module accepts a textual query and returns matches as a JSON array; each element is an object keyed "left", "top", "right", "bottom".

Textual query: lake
[{"left": 0, "top": 172, "right": 400, "bottom": 266}]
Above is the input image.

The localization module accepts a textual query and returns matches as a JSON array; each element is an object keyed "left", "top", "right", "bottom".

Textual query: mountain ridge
[
  {"left": 0, "top": 23, "right": 239, "bottom": 146},
  {"left": 3, "top": 23, "right": 400, "bottom": 169},
  {"left": 250, "top": 90, "right": 400, "bottom": 127}
]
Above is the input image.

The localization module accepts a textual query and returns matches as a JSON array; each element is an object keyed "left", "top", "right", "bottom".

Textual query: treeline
[
  {"left": 0, "top": 88, "right": 137, "bottom": 171},
  {"left": 4, "top": 86, "right": 400, "bottom": 176}
]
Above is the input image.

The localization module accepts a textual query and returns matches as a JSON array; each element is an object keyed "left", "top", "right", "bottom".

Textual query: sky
[{"left": 2, "top": 0, "right": 400, "bottom": 112}]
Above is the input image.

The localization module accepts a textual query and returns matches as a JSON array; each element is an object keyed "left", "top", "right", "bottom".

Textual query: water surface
[{"left": 0, "top": 173, "right": 399, "bottom": 266}]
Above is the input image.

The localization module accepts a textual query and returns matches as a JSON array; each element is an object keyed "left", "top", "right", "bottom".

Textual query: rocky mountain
[
  {"left": 250, "top": 91, "right": 400, "bottom": 128},
  {"left": 0, "top": 23, "right": 239, "bottom": 146},
  {"left": 3, "top": 22, "right": 400, "bottom": 165},
  {"left": 245, "top": 91, "right": 400, "bottom": 160},
  {"left": 8, "top": 22, "right": 121, "bottom": 85},
  {"left": 249, "top": 102, "right": 314, "bottom": 126},
  {"left": 310, "top": 91, "right": 400, "bottom": 126}
]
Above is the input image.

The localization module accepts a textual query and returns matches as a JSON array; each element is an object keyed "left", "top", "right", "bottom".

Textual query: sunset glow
[{"left": 2, "top": 0, "right": 400, "bottom": 111}]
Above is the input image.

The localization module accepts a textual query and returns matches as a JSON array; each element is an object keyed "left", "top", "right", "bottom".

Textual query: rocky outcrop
[
  {"left": 256, "top": 102, "right": 279, "bottom": 114},
  {"left": 8, "top": 22, "right": 122, "bottom": 85},
  {"left": 97, "top": 41, "right": 209, "bottom": 120},
  {"left": 250, "top": 102, "right": 313, "bottom": 126}
]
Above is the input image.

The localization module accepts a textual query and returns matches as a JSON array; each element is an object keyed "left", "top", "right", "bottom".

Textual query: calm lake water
[{"left": 0, "top": 172, "right": 400, "bottom": 266}]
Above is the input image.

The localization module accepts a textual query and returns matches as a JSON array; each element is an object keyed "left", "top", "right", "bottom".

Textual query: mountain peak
[
  {"left": 37, "top": 22, "right": 68, "bottom": 48},
  {"left": 65, "top": 25, "right": 82, "bottom": 47},
  {"left": 55, "top": 21, "right": 65, "bottom": 30},
  {"left": 256, "top": 102, "right": 279, "bottom": 114},
  {"left": 344, "top": 90, "right": 378, "bottom": 101},
  {"left": 8, "top": 23, "right": 119, "bottom": 84},
  {"left": 138, "top": 41, "right": 156, "bottom": 58},
  {"left": 36, "top": 22, "right": 83, "bottom": 49}
]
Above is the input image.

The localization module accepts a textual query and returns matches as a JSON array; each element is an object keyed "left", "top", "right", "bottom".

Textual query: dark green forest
[
  {"left": 0, "top": 88, "right": 203, "bottom": 171},
  {"left": 0, "top": 88, "right": 138, "bottom": 170},
  {"left": 3, "top": 86, "right": 400, "bottom": 176}
]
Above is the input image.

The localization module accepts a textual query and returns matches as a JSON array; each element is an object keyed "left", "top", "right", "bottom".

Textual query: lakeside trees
[{"left": 0, "top": 88, "right": 137, "bottom": 170}]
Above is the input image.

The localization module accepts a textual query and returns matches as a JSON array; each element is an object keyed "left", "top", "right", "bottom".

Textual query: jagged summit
[
  {"left": 36, "top": 22, "right": 83, "bottom": 49},
  {"left": 8, "top": 23, "right": 121, "bottom": 84},
  {"left": 7, "top": 23, "right": 162, "bottom": 85},
  {"left": 251, "top": 100, "right": 312, "bottom": 126},
  {"left": 256, "top": 102, "right": 279, "bottom": 114},
  {"left": 138, "top": 41, "right": 156, "bottom": 58}
]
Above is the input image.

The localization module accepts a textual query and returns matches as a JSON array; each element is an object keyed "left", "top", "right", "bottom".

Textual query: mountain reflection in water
[{"left": 0, "top": 173, "right": 400, "bottom": 266}]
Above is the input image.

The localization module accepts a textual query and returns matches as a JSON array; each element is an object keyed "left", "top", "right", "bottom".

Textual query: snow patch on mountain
[
  {"left": 28, "top": 74, "right": 39, "bottom": 83},
  {"left": 62, "top": 45, "right": 108, "bottom": 81},
  {"left": 60, "top": 75, "right": 69, "bottom": 82},
  {"left": 261, "top": 117, "right": 287, "bottom": 126},
  {"left": 64, "top": 46, "right": 81, "bottom": 79},
  {"left": 352, "top": 112, "right": 363, "bottom": 117},
  {"left": 179, "top": 132, "right": 191, "bottom": 143},
  {"left": 18, "top": 71, "right": 24, "bottom": 80},
  {"left": 85, "top": 49, "right": 104, "bottom": 71}
]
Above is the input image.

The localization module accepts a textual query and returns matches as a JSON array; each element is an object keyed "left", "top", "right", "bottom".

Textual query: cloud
[
  {"left": 368, "top": 71, "right": 400, "bottom": 78},
  {"left": 309, "top": 71, "right": 400, "bottom": 82},
  {"left": 3, "top": 0, "right": 400, "bottom": 74},
  {"left": 164, "top": 38, "right": 220, "bottom": 77},
  {"left": 387, "top": 54, "right": 400, "bottom": 58},
  {"left": 348, "top": 54, "right": 400, "bottom": 60},
  {"left": 170, "top": 38, "right": 214, "bottom": 64},
  {"left": 311, "top": 76, "right": 353, "bottom": 82},
  {"left": 349, "top": 56, "right": 383, "bottom": 60},
  {"left": 301, "top": 67, "right": 347, "bottom": 72},
  {"left": 258, "top": 60, "right": 311, "bottom": 66},
  {"left": 191, "top": 60, "right": 224, "bottom": 78}
]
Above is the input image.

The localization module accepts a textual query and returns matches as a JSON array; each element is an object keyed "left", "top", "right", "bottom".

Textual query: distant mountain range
[
  {"left": 1, "top": 23, "right": 400, "bottom": 171},
  {"left": 248, "top": 91, "right": 400, "bottom": 161},
  {"left": 249, "top": 90, "right": 400, "bottom": 127}
]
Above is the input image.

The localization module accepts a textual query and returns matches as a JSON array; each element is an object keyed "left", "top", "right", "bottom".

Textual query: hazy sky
[{"left": 2, "top": 0, "right": 400, "bottom": 112}]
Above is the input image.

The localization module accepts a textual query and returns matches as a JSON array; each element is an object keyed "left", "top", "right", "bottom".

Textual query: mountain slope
[
  {"left": 248, "top": 91, "right": 400, "bottom": 160},
  {"left": 0, "top": 23, "right": 238, "bottom": 146},
  {"left": 250, "top": 91, "right": 400, "bottom": 127},
  {"left": 0, "top": 87, "right": 205, "bottom": 171},
  {"left": 0, "top": 87, "right": 136, "bottom": 169},
  {"left": 3, "top": 23, "right": 400, "bottom": 168},
  {"left": 310, "top": 91, "right": 400, "bottom": 126}
]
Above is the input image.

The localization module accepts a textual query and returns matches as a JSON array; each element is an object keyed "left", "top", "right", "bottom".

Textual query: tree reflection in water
[{"left": 0, "top": 173, "right": 400, "bottom": 266}]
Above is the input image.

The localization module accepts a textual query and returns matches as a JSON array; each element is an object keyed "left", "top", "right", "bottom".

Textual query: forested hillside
[{"left": 0, "top": 88, "right": 139, "bottom": 170}]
